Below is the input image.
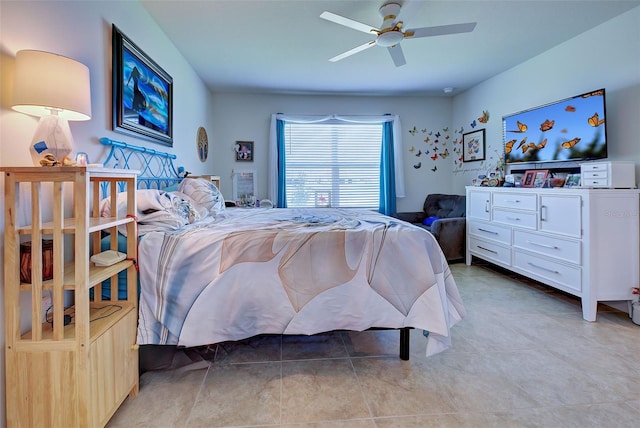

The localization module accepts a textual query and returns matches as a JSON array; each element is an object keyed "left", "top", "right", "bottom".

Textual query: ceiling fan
[{"left": 320, "top": 2, "right": 477, "bottom": 67}]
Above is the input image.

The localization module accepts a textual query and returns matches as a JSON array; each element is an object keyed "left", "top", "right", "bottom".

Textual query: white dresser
[{"left": 466, "top": 186, "right": 639, "bottom": 321}]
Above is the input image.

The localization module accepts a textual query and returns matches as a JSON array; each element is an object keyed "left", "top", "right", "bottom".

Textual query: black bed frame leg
[{"left": 399, "top": 327, "right": 410, "bottom": 360}]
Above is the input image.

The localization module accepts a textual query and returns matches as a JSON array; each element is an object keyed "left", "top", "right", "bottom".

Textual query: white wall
[
  {"left": 210, "top": 93, "right": 455, "bottom": 212},
  {"left": 450, "top": 6, "right": 640, "bottom": 192},
  {"left": 0, "top": 2, "right": 216, "bottom": 425}
]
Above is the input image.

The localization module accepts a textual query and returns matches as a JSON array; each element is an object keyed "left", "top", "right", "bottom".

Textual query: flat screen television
[{"left": 503, "top": 88, "right": 607, "bottom": 164}]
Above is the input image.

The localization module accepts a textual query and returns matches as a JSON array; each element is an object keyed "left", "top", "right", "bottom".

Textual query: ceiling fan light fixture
[{"left": 376, "top": 30, "right": 404, "bottom": 47}]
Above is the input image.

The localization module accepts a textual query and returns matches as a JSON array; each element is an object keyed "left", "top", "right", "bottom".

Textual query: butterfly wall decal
[
  {"left": 470, "top": 120, "right": 477, "bottom": 128},
  {"left": 414, "top": 162, "right": 422, "bottom": 169},
  {"left": 478, "top": 110, "right": 489, "bottom": 124},
  {"left": 409, "top": 126, "right": 418, "bottom": 135}
]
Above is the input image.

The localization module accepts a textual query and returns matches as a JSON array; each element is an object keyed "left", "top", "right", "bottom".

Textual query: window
[{"left": 283, "top": 122, "right": 383, "bottom": 208}]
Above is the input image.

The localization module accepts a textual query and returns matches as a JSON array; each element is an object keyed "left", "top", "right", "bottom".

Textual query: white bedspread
[{"left": 137, "top": 207, "right": 465, "bottom": 356}]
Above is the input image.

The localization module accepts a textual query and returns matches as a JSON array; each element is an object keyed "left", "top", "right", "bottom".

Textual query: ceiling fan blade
[
  {"left": 329, "top": 41, "right": 376, "bottom": 62},
  {"left": 405, "top": 22, "right": 477, "bottom": 39},
  {"left": 320, "top": 11, "right": 379, "bottom": 34},
  {"left": 387, "top": 45, "right": 406, "bottom": 67}
]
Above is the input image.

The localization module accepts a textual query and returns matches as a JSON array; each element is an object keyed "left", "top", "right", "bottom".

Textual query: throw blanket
[{"left": 137, "top": 208, "right": 465, "bottom": 356}]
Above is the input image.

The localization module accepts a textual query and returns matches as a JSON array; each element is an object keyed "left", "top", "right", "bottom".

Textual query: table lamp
[{"left": 12, "top": 50, "right": 92, "bottom": 166}]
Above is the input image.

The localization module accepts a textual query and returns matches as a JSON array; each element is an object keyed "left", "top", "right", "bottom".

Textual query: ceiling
[{"left": 140, "top": 0, "right": 639, "bottom": 97}]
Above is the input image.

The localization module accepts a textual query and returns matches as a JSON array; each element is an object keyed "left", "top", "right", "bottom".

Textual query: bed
[{"left": 98, "top": 137, "right": 466, "bottom": 360}]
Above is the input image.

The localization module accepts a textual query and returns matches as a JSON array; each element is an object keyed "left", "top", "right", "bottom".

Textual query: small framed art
[
  {"left": 564, "top": 173, "right": 582, "bottom": 188},
  {"left": 463, "top": 129, "right": 486, "bottom": 162},
  {"left": 235, "top": 141, "right": 253, "bottom": 161},
  {"left": 522, "top": 170, "right": 537, "bottom": 187},
  {"left": 533, "top": 169, "right": 549, "bottom": 188}
]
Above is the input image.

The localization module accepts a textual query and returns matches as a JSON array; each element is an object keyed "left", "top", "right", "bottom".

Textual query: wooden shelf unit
[{"left": 2, "top": 166, "right": 139, "bottom": 428}]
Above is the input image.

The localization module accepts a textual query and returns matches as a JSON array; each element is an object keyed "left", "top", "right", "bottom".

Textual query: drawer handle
[
  {"left": 478, "top": 228, "right": 498, "bottom": 235},
  {"left": 527, "top": 262, "right": 559, "bottom": 274},
  {"left": 485, "top": 201, "right": 490, "bottom": 213},
  {"left": 506, "top": 216, "right": 521, "bottom": 221},
  {"left": 505, "top": 199, "right": 521, "bottom": 203},
  {"left": 526, "top": 240, "right": 558, "bottom": 250},
  {"left": 477, "top": 245, "right": 498, "bottom": 254},
  {"left": 540, "top": 205, "right": 547, "bottom": 222}
]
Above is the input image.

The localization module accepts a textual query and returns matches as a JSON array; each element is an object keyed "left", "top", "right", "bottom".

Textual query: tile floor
[{"left": 107, "top": 262, "right": 640, "bottom": 428}]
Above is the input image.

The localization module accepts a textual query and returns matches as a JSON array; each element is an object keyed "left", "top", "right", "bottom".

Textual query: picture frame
[
  {"left": 564, "top": 173, "right": 582, "bottom": 188},
  {"left": 533, "top": 169, "right": 549, "bottom": 188},
  {"left": 463, "top": 129, "right": 486, "bottom": 162},
  {"left": 232, "top": 169, "right": 257, "bottom": 205},
  {"left": 235, "top": 141, "right": 254, "bottom": 162},
  {"left": 522, "top": 170, "right": 537, "bottom": 187},
  {"left": 112, "top": 25, "right": 173, "bottom": 146}
]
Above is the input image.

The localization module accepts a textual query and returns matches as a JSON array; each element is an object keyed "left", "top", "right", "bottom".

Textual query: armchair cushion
[{"left": 392, "top": 193, "right": 466, "bottom": 261}]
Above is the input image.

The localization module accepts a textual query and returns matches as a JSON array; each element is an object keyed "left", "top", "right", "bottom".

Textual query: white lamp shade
[{"left": 12, "top": 50, "right": 92, "bottom": 121}]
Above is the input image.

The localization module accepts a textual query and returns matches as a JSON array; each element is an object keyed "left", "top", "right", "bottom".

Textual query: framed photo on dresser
[
  {"left": 564, "top": 173, "right": 582, "bottom": 188},
  {"left": 522, "top": 170, "right": 536, "bottom": 188}
]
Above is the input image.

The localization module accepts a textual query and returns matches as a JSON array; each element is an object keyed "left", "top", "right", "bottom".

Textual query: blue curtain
[
  {"left": 379, "top": 121, "right": 396, "bottom": 215},
  {"left": 276, "top": 119, "right": 287, "bottom": 207}
]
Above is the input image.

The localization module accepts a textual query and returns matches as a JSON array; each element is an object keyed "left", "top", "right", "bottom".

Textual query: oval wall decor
[{"left": 197, "top": 126, "right": 208, "bottom": 162}]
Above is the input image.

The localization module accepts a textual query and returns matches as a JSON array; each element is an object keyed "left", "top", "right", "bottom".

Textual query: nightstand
[{"left": 2, "top": 166, "right": 139, "bottom": 427}]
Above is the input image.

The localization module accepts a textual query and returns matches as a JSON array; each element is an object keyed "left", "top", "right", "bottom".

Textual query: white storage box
[{"left": 580, "top": 161, "right": 636, "bottom": 188}]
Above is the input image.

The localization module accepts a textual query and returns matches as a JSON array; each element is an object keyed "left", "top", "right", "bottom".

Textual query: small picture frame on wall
[
  {"left": 522, "top": 170, "right": 537, "bottom": 188},
  {"left": 235, "top": 141, "right": 253, "bottom": 161},
  {"left": 462, "top": 129, "right": 486, "bottom": 162}
]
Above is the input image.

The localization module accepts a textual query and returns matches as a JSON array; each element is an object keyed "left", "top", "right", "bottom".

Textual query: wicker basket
[{"left": 20, "top": 240, "right": 54, "bottom": 283}]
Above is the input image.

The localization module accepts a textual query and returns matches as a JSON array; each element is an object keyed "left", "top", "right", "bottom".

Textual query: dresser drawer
[
  {"left": 469, "top": 237, "right": 511, "bottom": 266},
  {"left": 513, "top": 230, "right": 581, "bottom": 264},
  {"left": 493, "top": 208, "right": 537, "bottom": 229},
  {"left": 492, "top": 192, "right": 537, "bottom": 211},
  {"left": 469, "top": 221, "right": 511, "bottom": 244},
  {"left": 582, "top": 177, "right": 608, "bottom": 187},
  {"left": 583, "top": 171, "right": 608, "bottom": 180},
  {"left": 581, "top": 163, "right": 608, "bottom": 173},
  {"left": 513, "top": 251, "right": 581, "bottom": 294}
]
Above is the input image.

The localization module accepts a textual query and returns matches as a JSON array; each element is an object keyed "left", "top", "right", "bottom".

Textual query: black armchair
[{"left": 392, "top": 194, "right": 466, "bottom": 262}]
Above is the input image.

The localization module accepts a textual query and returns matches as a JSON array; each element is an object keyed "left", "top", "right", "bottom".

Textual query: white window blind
[{"left": 284, "top": 122, "right": 382, "bottom": 208}]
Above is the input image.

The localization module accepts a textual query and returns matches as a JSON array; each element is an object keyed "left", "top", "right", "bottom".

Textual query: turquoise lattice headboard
[{"left": 99, "top": 137, "right": 183, "bottom": 191}]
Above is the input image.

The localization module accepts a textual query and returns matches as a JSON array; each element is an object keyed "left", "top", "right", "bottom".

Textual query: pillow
[
  {"left": 99, "top": 189, "right": 211, "bottom": 236},
  {"left": 422, "top": 215, "right": 440, "bottom": 226},
  {"left": 177, "top": 178, "right": 225, "bottom": 216}
]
